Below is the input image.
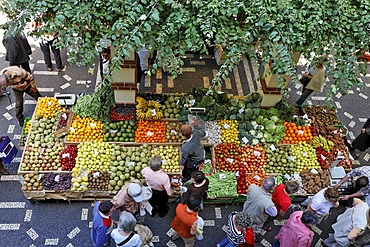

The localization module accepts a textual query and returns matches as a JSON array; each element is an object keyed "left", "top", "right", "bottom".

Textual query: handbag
[{"left": 117, "top": 231, "right": 135, "bottom": 246}]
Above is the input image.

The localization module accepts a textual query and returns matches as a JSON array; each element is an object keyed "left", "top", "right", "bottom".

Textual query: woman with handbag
[
  {"left": 349, "top": 118, "right": 370, "bottom": 159},
  {"left": 296, "top": 56, "right": 328, "bottom": 116}
]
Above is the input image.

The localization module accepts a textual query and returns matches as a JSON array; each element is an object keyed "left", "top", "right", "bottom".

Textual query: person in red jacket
[
  {"left": 171, "top": 196, "right": 201, "bottom": 247},
  {"left": 272, "top": 180, "right": 300, "bottom": 220}
]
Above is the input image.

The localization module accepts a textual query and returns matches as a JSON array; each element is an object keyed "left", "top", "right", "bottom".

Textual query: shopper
[
  {"left": 349, "top": 117, "right": 370, "bottom": 159},
  {"left": 111, "top": 180, "right": 152, "bottom": 223},
  {"left": 171, "top": 196, "right": 201, "bottom": 247},
  {"left": 243, "top": 177, "right": 277, "bottom": 233},
  {"left": 334, "top": 166, "right": 370, "bottom": 206},
  {"left": 272, "top": 180, "right": 300, "bottom": 221},
  {"left": 111, "top": 211, "right": 142, "bottom": 247},
  {"left": 3, "top": 31, "right": 32, "bottom": 73},
  {"left": 180, "top": 171, "right": 209, "bottom": 210},
  {"left": 273, "top": 211, "right": 319, "bottom": 247},
  {"left": 101, "top": 47, "right": 111, "bottom": 76},
  {"left": 0, "top": 159, "right": 9, "bottom": 175},
  {"left": 307, "top": 187, "right": 339, "bottom": 223},
  {"left": 39, "top": 35, "right": 65, "bottom": 72},
  {"left": 296, "top": 56, "right": 328, "bottom": 115},
  {"left": 217, "top": 211, "right": 253, "bottom": 247},
  {"left": 0, "top": 66, "right": 42, "bottom": 126},
  {"left": 141, "top": 155, "right": 173, "bottom": 217},
  {"left": 180, "top": 116, "right": 206, "bottom": 182},
  {"left": 91, "top": 200, "right": 115, "bottom": 247},
  {"left": 323, "top": 198, "right": 370, "bottom": 247}
]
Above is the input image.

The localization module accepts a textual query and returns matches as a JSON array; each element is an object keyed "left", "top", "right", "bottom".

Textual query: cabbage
[
  {"left": 270, "top": 116, "right": 280, "bottom": 123},
  {"left": 265, "top": 123, "right": 277, "bottom": 134}
]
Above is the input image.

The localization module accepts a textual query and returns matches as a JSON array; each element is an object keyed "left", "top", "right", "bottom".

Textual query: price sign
[
  {"left": 151, "top": 109, "right": 156, "bottom": 116},
  {"left": 38, "top": 174, "right": 43, "bottom": 180},
  {"left": 62, "top": 113, "right": 67, "bottom": 120},
  {"left": 302, "top": 114, "right": 308, "bottom": 119},
  {"left": 224, "top": 124, "right": 230, "bottom": 129},
  {"left": 147, "top": 131, "right": 154, "bottom": 136},
  {"left": 176, "top": 99, "right": 180, "bottom": 105},
  {"left": 242, "top": 137, "right": 249, "bottom": 144},
  {"left": 333, "top": 130, "right": 338, "bottom": 134},
  {"left": 48, "top": 101, "right": 52, "bottom": 106},
  {"left": 219, "top": 173, "right": 226, "bottom": 179},
  {"left": 162, "top": 159, "right": 166, "bottom": 164},
  {"left": 226, "top": 158, "right": 234, "bottom": 163},
  {"left": 284, "top": 174, "right": 291, "bottom": 180},
  {"left": 254, "top": 150, "right": 261, "bottom": 157},
  {"left": 253, "top": 175, "right": 261, "bottom": 181},
  {"left": 239, "top": 108, "right": 245, "bottom": 113},
  {"left": 62, "top": 153, "right": 70, "bottom": 158},
  {"left": 109, "top": 129, "right": 118, "bottom": 134},
  {"left": 321, "top": 154, "right": 326, "bottom": 160},
  {"left": 288, "top": 156, "right": 295, "bottom": 161},
  {"left": 90, "top": 122, "right": 97, "bottom": 127},
  {"left": 270, "top": 144, "right": 276, "bottom": 151},
  {"left": 298, "top": 130, "right": 304, "bottom": 135},
  {"left": 171, "top": 130, "right": 178, "bottom": 135},
  {"left": 302, "top": 152, "right": 308, "bottom": 157},
  {"left": 93, "top": 172, "right": 100, "bottom": 178},
  {"left": 190, "top": 99, "right": 196, "bottom": 106},
  {"left": 70, "top": 127, "right": 75, "bottom": 132},
  {"left": 127, "top": 162, "right": 135, "bottom": 166},
  {"left": 94, "top": 150, "right": 99, "bottom": 156},
  {"left": 54, "top": 175, "right": 60, "bottom": 182}
]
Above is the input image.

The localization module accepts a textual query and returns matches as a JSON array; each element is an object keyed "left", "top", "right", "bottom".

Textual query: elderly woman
[
  {"left": 307, "top": 187, "right": 339, "bottom": 223},
  {"left": 111, "top": 211, "right": 142, "bottom": 247},
  {"left": 141, "top": 155, "right": 173, "bottom": 217},
  {"left": 323, "top": 199, "right": 370, "bottom": 247}
]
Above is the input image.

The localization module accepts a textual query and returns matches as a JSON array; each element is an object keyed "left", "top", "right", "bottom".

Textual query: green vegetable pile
[
  {"left": 244, "top": 108, "right": 286, "bottom": 144},
  {"left": 200, "top": 160, "right": 214, "bottom": 175},
  {"left": 71, "top": 84, "right": 115, "bottom": 123},
  {"left": 207, "top": 172, "right": 238, "bottom": 198}
]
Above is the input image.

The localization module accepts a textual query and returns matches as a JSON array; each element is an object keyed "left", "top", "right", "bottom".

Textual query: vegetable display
[{"left": 207, "top": 172, "right": 238, "bottom": 198}]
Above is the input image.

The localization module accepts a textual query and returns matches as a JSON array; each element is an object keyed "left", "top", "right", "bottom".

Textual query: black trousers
[
  {"left": 13, "top": 87, "right": 42, "bottom": 121},
  {"left": 40, "top": 39, "right": 62, "bottom": 69},
  {"left": 149, "top": 189, "right": 169, "bottom": 215}
]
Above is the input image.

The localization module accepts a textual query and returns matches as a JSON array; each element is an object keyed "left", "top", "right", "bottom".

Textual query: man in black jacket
[{"left": 3, "top": 31, "right": 32, "bottom": 73}]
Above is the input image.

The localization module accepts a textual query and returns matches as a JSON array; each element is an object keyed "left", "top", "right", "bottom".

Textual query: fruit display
[
  {"left": 109, "top": 144, "right": 150, "bottom": 191},
  {"left": 66, "top": 116, "right": 104, "bottom": 142},
  {"left": 22, "top": 172, "right": 44, "bottom": 191},
  {"left": 71, "top": 141, "right": 113, "bottom": 191},
  {"left": 309, "top": 135, "right": 334, "bottom": 152},
  {"left": 208, "top": 172, "right": 238, "bottom": 198},
  {"left": 300, "top": 169, "right": 329, "bottom": 194},
  {"left": 136, "top": 96, "right": 163, "bottom": 120},
  {"left": 205, "top": 121, "right": 222, "bottom": 145},
  {"left": 21, "top": 115, "right": 64, "bottom": 171},
  {"left": 56, "top": 112, "right": 71, "bottom": 130},
  {"left": 264, "top": 144, "right": 295, "bottom": 174},
  {"left": 237, "top": 145, "right": 266, "bottom": 174},
  {"left": 60, "top": 145, "right": 78, "bottom": 171},
  {"left": 290, "top": 142, "right": 320, "bottom": 173},
  {"left": 219, "top": 119, "right": 239, "bottom": 145},
  {"left": 302, "top": 105, "right": 340, "bottom": 126},
  {"left": 280, "top": 121, "right": 312, "bottom": 144},
  {"left": 42, "top": 173, "right": 72, "bottom": 191},
  {"left": 88, "top": 171, "right": 110, "bottom": 191},
  {"left": 151, "top": 145, "right": 180, "bottom": 173},
  {"left": 103, "top": 120, "right": 136, "bottom": 142},
  {"left": 313, "top": 125, "right": 348, "bottom": 151},
  {"left": 35, "top": 97, "right": 64, "bottom": 119},
  {"left": 165, "top": 122, "right": 186, "bottom": 142},
  {"left": 215, "top": 143, "right": 239, "bottom": 172},
  {"left": 134, "top": 120, "right": 166, "bottom": 143},
  {"left": 243, "top": 173, "right": 267, "bottom": 193},
  {"left": 110, "top": 107, "right": 135, "bottom": 121},
  {"left": 161, "top": 94, "right": 181, "bottom": 119}
]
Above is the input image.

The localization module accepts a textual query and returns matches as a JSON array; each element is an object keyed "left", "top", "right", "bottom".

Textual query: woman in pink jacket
[{"left": 273, "top": 211, "right": 318, "bottom": 247}]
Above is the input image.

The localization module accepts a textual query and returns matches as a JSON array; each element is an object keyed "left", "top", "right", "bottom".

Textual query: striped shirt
[
  {"left": 348, "top": 166, "right": 370, "bottom": 196},
  {"left": 227, "top": 211, "right": 245, "bottom": 245}
]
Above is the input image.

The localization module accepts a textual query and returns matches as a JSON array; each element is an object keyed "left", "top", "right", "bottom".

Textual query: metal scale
[
  {"left": 54, "top": 93, "right": 76, "bottom": 108},
  {"left": 328, "top": 155, "right": 349, "bottom": 194}
]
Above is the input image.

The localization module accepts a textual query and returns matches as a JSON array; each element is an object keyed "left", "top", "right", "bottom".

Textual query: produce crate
[
  {"left": 22, "top": 117, "right": 31, "bottom": 135},
  {"left": 110, "top": 106, "right": 136, "bottom": 122},
  {"left": 53, "top": 111, "right": 74, "bottom": 138},
  {"left": 301, "top": 105, "right": 340, "bottom": 126}
]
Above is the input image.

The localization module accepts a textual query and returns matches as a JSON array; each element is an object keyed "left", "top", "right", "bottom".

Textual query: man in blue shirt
[{"left": 91, "top": 200, "right": 115, "bottom": 247}]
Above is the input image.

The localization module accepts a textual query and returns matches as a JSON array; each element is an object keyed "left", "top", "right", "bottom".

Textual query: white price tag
[
  {"left": 302, "top": 152, "right": 308, "bottom": 157},
  {"left": 70, "top": 127, "right": 75, "bottom": 132},
  {"left": 321, "top": 154, "right": 326, "bottom": 160},
  {"left": 127, "top": 162, "right": 135, "bottom": 166},
  {"left": 224, "top": 124, "right": 230, "bottom": 129},
  {"left": 219, "top": 173, "right": 226, "bottom": 179},
  {"left": 38, "top": 174, "right": 43, "bottom": 180},
  {"left": 293, "top": 173, "right": 300, "bottom": 179},
  {"left": 151, "top": 109, "right": 156, "bottom": 116},
  {"left": 204, "top": 159, "right": 211, "bottom": 164},
  {"left": 302, "top": 114, "right": 308, "bottom": 119},
  {"left": 109, "top": 129, "right": 118, "bottom": 134},
  {"left": 93, "top": 172, "right": 100, "bottom": 178},
  {"left": 162, "top": 159, "right": 166, "bottom": 164},
  {"left": 190, "top": 99, "right": 195, "bottom": 106},
  {"left": 293, "top": 115, "right": 298, "bottom": 118},
  {"left": 284, "top": 174, "right": 291, "bottom": 180},
  {"left": 62, "top": 153, "right": 70, "bottom": 158},
  {"left": 242, "top": 137, "right": 249, "bottom": 144},
  {"left": 235, "top": 171, "right": 239, "bottom": 177},
  {"left": 40, "top": 148, "right": 45, "bottom": 155},
  {"left": 94, "top": 150, "right": 99, "bottom": 156},
  {"left": 254, "top": 150, "right": 261, "bottom": 156},
  {"left": 171, "top": 130, "right": 178, "bottom": 135},
  {"left": 253, "top": 175, "right": 261, "bottom": 181},
  {"left": 147, "top": 131, "right": 154, "bottom": 136},
  {"left": 48, "top": 101, "right": 52, "bottom": 106},
  {"left": 62, "top": 113, "right": 67, "bottom": 120},
  {"left": 176, "top": 99, "right": 180, "bottom": 105},
  {"left": 54, "top": 174, "right": 60, "bottom": 182},
  {"left": 226, "top": 158, "right": 234, "bottom": 163},
  {"left": 298, "top": 130, "right": 304, "bottom": 135},
  {"left": 289, "top": 156, "right": 295, "bottom": 161},
  {"left": 270, "top": 144, "right": 276, "bottom": 151},
  {"left": 239, "top": 108, "right": 245, "bottom": 113},
  {"left": 323, "top": 109, "right": 327, "bottom": 113},
  {"left": 310, "top": 168, "right": 318, "bottom": 174},
  {"left": 333, "top": 130, "right": 338, "bottom": 134}
]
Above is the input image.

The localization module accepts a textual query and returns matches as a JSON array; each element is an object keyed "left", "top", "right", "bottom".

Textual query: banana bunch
[
  {"left": 136, "top": 97, "right": 163, "bottom": 120},
  {"left": 309, "top": 135, "right": 334, "bottom": 151}
]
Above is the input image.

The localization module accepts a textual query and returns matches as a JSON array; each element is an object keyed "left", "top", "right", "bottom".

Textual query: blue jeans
[
  {"left": 272, "top": 241, "right": 280, "bottom": 247},
  {"left": 218, "top": 237, "right": 237, "bottom": 247}
]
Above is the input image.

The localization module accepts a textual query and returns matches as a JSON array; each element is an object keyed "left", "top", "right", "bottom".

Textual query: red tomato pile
[
  {"left": 214, "top": 143, "right": 239, "bottom": 172},
  {"left": 237, "top": 144, "right": 266, "bottom": 174},
  {"left": 60, "top": 145, "right": 78, "bottom": 171}
]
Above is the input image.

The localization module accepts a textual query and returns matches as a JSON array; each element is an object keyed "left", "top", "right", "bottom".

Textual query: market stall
[{"left": 17, "top": 88, "right": 353, "bottom": 202}]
